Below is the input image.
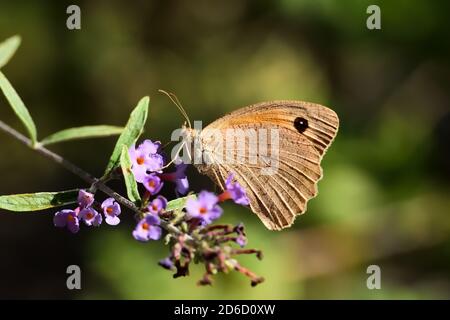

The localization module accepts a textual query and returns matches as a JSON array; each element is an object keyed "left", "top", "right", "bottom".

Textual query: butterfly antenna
[
  {"left": 158, "top": 141, "right": 187, "bottom": 170},
  {"left": 161, "top": 140, "right": 174, "bottom": 150},
  {"left": 158, "top": 89, "right": 192, "bottom": 128},
  {"left": 170, "top": 93, "right": 191, "bottom": 127}
]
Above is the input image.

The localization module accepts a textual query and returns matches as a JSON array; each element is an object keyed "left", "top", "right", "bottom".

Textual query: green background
[{"left": 0, "top": 0, "right": 449, "bottom": 299}]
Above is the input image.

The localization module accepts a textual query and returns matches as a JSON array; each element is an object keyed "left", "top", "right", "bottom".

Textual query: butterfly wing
[{"left": 196, "top": 100, "right": 339, "bottom": 230}]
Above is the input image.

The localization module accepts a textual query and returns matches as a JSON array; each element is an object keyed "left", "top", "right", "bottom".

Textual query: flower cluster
[
  {"left": 54, "top": 190, "right": 121, "bottom": 233},
  {"left": 129, "top": 139, "right": 189, "bottom": 196},
  {"left": 52, "top": 138, "right": 264, "bottom": 286},
  {"left": 158, "top": 223, "right": 264, "bottom": 287},
  {"left": 128, "top": 140, "right": 251, "bottom": 242},
  {"left": 128, "top": 140, "right": 187, "bottom": 242},
  {"left": 126, "top": 140, "right": 264, "bottom": 285},
  {"left": 183, "top": 173, "right": 250, "bottom": 228}
]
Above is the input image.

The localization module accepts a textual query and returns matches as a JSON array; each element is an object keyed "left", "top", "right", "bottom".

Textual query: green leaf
[
  {"left": 0, "top": 189, "right": 79, "bottom": 212},
  {"left": 0, "top": 71, "right": 37, "bottom": 144},
  {"left": 104, "top": 96, "right": 149, "bottom": 175},
  {"left": 166, "top": 194, "right": 196, "bottom": 212},
  {"left": 0, "top": 35, "right": 21, "bottom": 69},
  {"left": 40, "top": 125, "right": 124, "bottom": 146},
  {"left": 120, "top": 145, "right": 141, "bottom": 203}
]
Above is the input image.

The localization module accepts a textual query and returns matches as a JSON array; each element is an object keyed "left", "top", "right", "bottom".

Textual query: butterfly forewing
[{"left": 196, "top": 100, "right": 339, "bottom": 230}]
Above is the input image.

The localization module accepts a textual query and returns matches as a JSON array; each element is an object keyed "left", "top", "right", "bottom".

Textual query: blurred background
[{"left": 0, "top": 0, "right": 449, "bottom": 299}]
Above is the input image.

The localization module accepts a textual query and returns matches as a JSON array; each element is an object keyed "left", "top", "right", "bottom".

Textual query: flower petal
[
  {"left": 148, "top": 225, "right": 162, "bottom": 240},
  {"left": 198, "top": 191, "right": 219, "bottom": 209},
  {"left": 77, "top": 190, "right": 94, "bottom": 208},
  {"left": 105, "top": 215, "right": 120, "bottom": 226},
  {"left": 176, "top": 177, "right": 189, "bottom": 195},
  {"left": 67, "top": 218, "right": 80, "bottom": 234},
  {"left": 132, "top": 229, "right": 148, "bottom": 241},
  {"left": 53, "top": 211, "right": 67, "bottom": 227}
]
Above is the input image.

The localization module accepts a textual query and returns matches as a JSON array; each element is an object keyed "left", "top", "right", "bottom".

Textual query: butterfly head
[{"left": 180, "top": 123, "right": 198, "bottom": 144}]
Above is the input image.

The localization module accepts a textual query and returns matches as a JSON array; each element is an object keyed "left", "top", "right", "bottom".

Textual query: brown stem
[
  {"left": 234, "top": 263, "right": 265, "bottom": 286},
  {"left": 232, "top": 249, "right": 263, "bottom": 260}
]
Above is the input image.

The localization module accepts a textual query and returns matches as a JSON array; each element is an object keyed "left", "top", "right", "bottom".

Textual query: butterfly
[{"left": 162, "top": 92, "right": 339, "bottom": 231}]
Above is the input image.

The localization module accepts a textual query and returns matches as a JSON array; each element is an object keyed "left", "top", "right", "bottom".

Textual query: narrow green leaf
[
  {"left": 166, "top": 194, "right": 196, "bottom": 212},
  {"left": 0, "top": 71, "right": 37, "bottom": 144},
  {"left": 104, "top": 96, "right": 149, "bottom": 175},
  {"left": 0, "top": 189, "right": 79, "bottom": 212},
  {"left": 120, "top": 145, "right": 141, "bottom": 203},
  {"left": 40, "top": 125, "right": 124, "bottom": 146},
  {"left": 0, "top": 35, "right": 21, "bottom": 68}
]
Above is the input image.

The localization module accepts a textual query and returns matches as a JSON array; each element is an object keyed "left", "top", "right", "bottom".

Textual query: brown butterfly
[{"left": 164, "top": 93, "right": 339, "bottom": 231}]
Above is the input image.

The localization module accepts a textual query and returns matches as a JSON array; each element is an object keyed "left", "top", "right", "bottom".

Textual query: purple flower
[
  {"left": 129, "top": 140, "right": 164, "bottom": 183},
  {"left": 186, "top": 191, "right": 223, "bottom": 225},
  {"left": 79, "top": 207, "right": 102, "bottom": 227},
  {"left": 174, "top": 163, "right": 189, "bottom": 195},
  {"left": 147, "top": 153, "right": 164, "bottom": 171},
  {"left": 148, "top": 195, "right": 167, "bottom": 214},
  {"left": 132, "top": 214, "right": 162, "bottom": 241},
  {"left": 236, "top": 235, "right": 247, "bottom": 247},
  {"left": 158, "top": 257, "right": 174, "bottom": 270},
  {"left": 143, "top": 174, "right": 163, "bottom": 195},
  {"left": 159, "top": 162, "right": 189, "bottom": 195},
  {"left": 101, "top": 198, "right": 121, "bottom": 225},
  {"left": 176, "top": 177, "right": 189, "bottom": 195},
  {"left": 219, "top": 173, "right": 250, "bottom": 205},
  {"left": 77, "top": 189, "right": 94, "bottom": 209},
  {"left": 54, "top": 209, "right": 80, "bottom": 233},
  {"left": 140, "top": 139, "right": 161, "bottom": 154}
]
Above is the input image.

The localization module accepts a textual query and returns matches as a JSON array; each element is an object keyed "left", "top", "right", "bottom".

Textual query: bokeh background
[{"left": 1, "top": 0, "right": 449, "bottom": 299}]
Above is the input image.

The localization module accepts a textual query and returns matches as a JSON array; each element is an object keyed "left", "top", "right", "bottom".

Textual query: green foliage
[
  {"left": 40, "top": 125, "right": 124, "bottom": 146},
  {"left": 104, "top": 96, "right": 149, "bottom": 176},
  {"left": 120, "top": 145, "right": 141, "bottom": 203},
  {"left": 0, "top": 190, "right": 79, "bottom": 212},
  {"left": 166, "top": 194, "right": 196, "bottom": 212},
  {"left": 0, "top": 35, "right": 21, "bottom": 69},
  {"left": 0, "top": 71, "right": 37, "bottom": 145}
]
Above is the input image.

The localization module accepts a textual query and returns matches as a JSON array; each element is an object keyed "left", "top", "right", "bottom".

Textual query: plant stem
[{"left": 0, "top": 119, "right": 187, "bottom": 238}]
